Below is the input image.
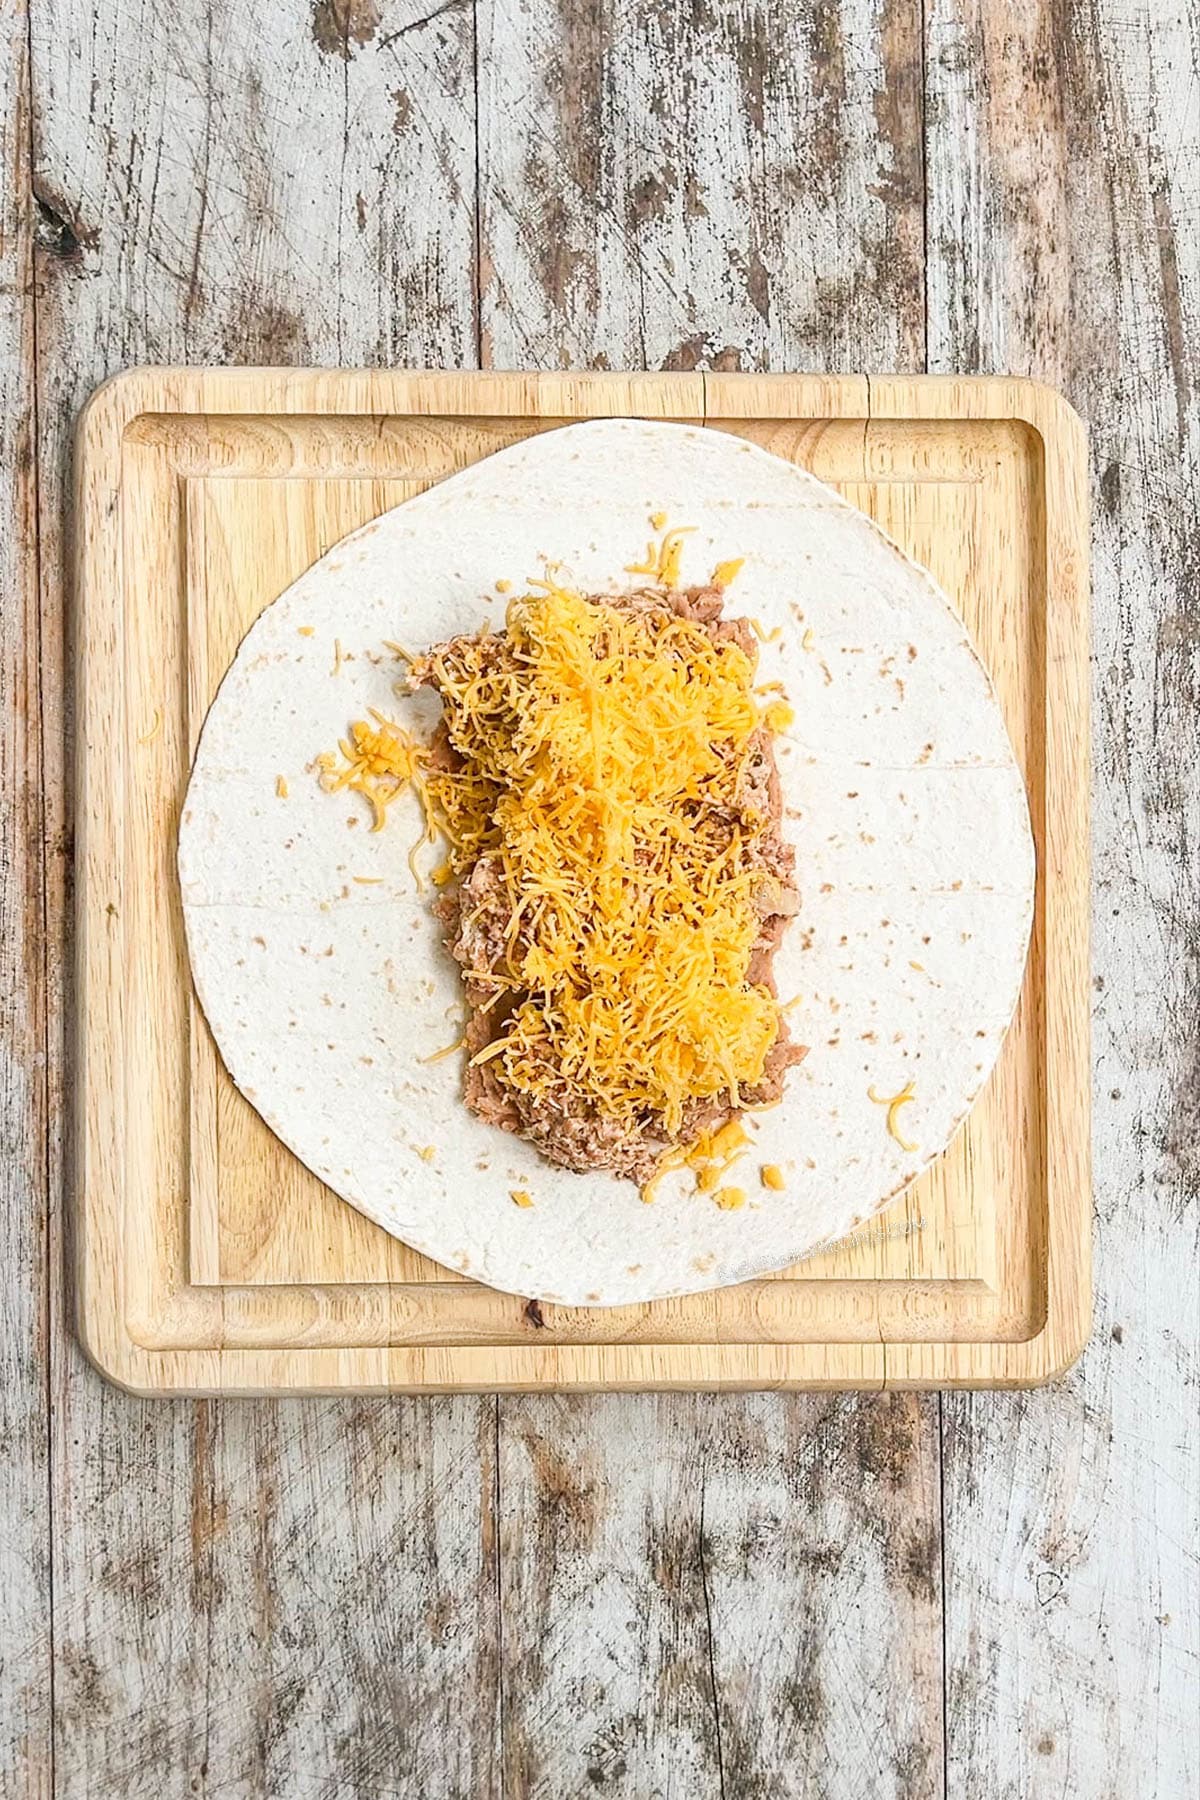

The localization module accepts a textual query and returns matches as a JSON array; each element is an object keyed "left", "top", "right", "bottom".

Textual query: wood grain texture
[
  {"left": 76, "top": 368, "right": 1090, "bottom": 1395},
  {"left": 29, "top": 4, "right": 498, "bottom": 1795},
  {"left": 4, "top": 0, "right": 1194, "bottom": 1794},
  {"left": 477, "top": 8, "right": 950, "bottom": 1797},
  {"left": 0, "top": 4, "right": 52, "bottom": 1795},
  {"left": 499, "top": 1392, "right": 943, "bottom": 1799},
  {"left": 53, "top": 1395, "right": 499, "bottom": 1797},
  {"left": 479, "top": 0, "right": 926, "bottom": 375},
  {"left": 927, "top": 1, "right": 1200, "bottom": 1794}
]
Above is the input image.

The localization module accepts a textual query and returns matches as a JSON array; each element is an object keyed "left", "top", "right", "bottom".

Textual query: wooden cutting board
[{"left": 75, "top": 369, "right": 1090, "bottom": 1394}]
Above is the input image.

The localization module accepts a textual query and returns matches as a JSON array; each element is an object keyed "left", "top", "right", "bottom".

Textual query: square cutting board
[{"left": 76, "top": 369, "right": 1090, "bottom": 1394}]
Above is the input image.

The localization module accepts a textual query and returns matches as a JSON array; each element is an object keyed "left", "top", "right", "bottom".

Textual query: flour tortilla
[{"left": 178, "top": 420, "right": 1034, "bottom": 1305}]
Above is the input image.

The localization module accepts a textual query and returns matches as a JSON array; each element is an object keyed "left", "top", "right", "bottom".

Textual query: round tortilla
[{"left": 178, "top": 419, "right": 1034, "bottom": 1305}]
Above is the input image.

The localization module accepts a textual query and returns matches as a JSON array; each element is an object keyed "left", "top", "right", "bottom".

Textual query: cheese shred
[
  {"left": 315, "top": 711, "right": 423, "bottom": 834},
  {"left": 318, "top": 558, "right": 803, "bottom": 1174},
  {"left": 406, "top": 584, "right": 789, "bottom": 1139},
  {"left": 867, "top": 1080, "right": 919, "bottom": 1153}
]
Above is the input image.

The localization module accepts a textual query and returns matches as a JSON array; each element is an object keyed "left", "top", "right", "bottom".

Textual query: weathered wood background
[{"left": 2, "top": 0, "right": 1197, "bottom": 1795}]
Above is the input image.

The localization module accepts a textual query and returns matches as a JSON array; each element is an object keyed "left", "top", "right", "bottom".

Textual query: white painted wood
[
  {"left": 478, "top": 0, "right": 926, "bottom": 375},
  {"left": 480, "top": 6, "right": 946, "bottom": 1793},
  {"left": 498, "top": 1393, "right": 943, "bottom": 1799},
  {"left": 29, "top": 2, "right": 498, "bottom": 1795},
  {"left": 927, "top": 2, "right": 1200, "bottom": 1794},
  {"left": 0, "top": 0, "right": 1193, "bottom": 1792},
  {"left": 0, "top": 1, "right": 52, "bottom": 1794}
]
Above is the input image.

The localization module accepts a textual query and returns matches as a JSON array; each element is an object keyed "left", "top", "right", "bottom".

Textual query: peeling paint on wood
[
  {"left": 0, "top": 0, "right": 52, "bottom": 1792},
  {"left": 0, "top": 0, "right": 1196, "bottom": 1793},
  {"left": 928, "top": 1, "right": 1200, "bottom": 1794}
]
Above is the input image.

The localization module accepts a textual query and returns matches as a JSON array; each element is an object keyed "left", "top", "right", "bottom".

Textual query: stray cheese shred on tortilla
[
  {"left": 316, "top": 710, "right": 423, "bottom": 832},
  {"left": 867, "top": 1080, "right": 919, "bottom": 1153}
]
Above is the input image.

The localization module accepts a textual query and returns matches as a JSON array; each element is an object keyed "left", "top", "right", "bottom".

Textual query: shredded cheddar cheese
[
  {"left": 714, "top": 1186, "right": 746, "bottom": 1210},
  {"left": 760, "top": 1164, "right": 785, "bottom": 1190},
  {"left": 410, "top": 583, "right": 793, "bottom": 1139},
  {"left": 510, "top": 1189, "right": 534, "bottom": 1208},
  {"left": 678, "top": 1118, "right": 751, "bottom": 1196},
  {"left": 626, "top": 522, "right": 696, "bottom": 587},
  {"left": 710, "top": 1119, "right": 750, "bottom": 1157},
  {"left": 316, "top": 711, "right": 422, "bottom": 833},
  {"left": 275, "top": 774, "right": 289, "bottom": 799},
  {"left": 868, "top": 1080, "right": 919, "bottom": 1153},
  {"left": 711, "top": 558, "right": 744, "bottom": 589},
  {"left": 639, "top": 1143, "right": 688, "bottom": 1204},
  {"left": 319, "top": 556, "right": 802, "bottom": 1168},
  {"left": 657, "top": 528, "right": 694, "bottom": 588}
]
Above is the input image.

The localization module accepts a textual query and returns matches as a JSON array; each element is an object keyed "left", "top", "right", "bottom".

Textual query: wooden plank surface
[
  {"left": 30, "top": 4, "right": 499, "bottom": 1796},
  {"left": 478, "top": 8, "right": 948, "bottom": 1794},
  {"left": 0, "top": 1, "right": 1194, "bottom": 1797},
  {"left": 927, "top": 1, "right": 1200, "bottom": 1795},
  {"left": 499, "top": 1392, "right": 943, "bottom": 1798},
  {"left": 0, "top": 3, "right": 51, "bottom": 1795}
]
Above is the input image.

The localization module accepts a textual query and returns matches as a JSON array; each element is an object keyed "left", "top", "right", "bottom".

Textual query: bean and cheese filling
[{"left": 320, "top": 568, "right": 806, "bottom": 1186}]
